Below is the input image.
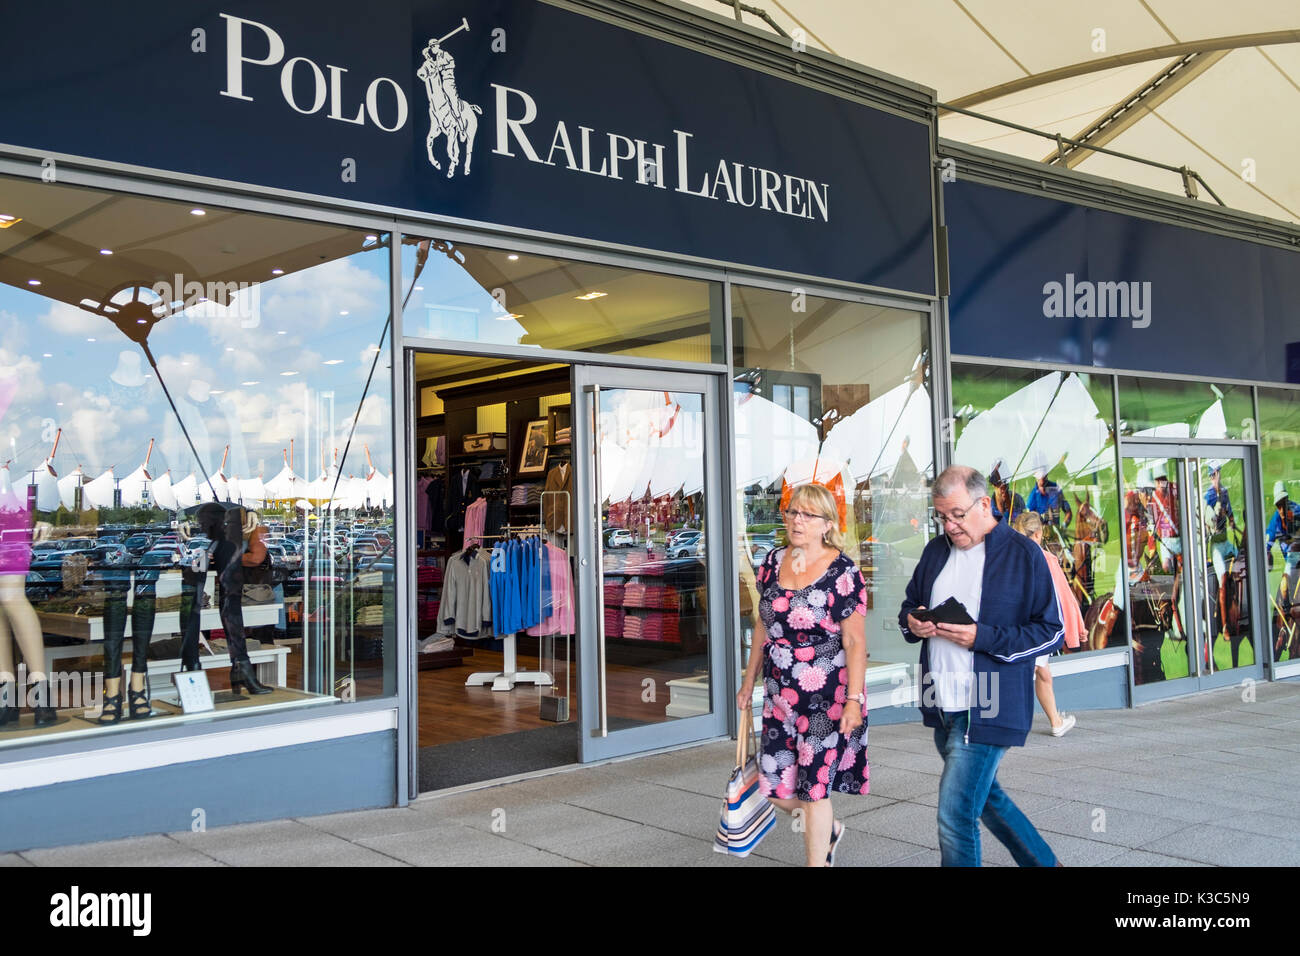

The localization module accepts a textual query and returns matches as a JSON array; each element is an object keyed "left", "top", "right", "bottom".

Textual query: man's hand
[
  {"left": 934, "top": 621, "right": 977, "bottom": 648},
  {"left": 906, "top": 609, "right": 937, "bottom": 638}
]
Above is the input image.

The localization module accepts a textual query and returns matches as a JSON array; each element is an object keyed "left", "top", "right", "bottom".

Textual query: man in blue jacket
[{"left": 899, "top": 465, "right": 1064, "bottom": 866}]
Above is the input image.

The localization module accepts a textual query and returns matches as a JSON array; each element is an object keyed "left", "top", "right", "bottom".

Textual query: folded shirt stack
[{"left": 604, "top": 606, "right": 624, "bottom": 638}]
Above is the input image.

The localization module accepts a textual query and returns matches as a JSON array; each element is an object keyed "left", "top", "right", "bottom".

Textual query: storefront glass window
[
  {"left": 1257, "top": 386, "right": 1300, "bottom": 663},
  {"left": 1118, "top": 376, "right": 1254, "bottom": 440},
  {"left": 950, "top": 364, "right": 1125, "bottom": 652},
  {"left": 400, "top": 238, "right": 723, "bottom": 364},
  {"left": 731, "top": 287, "right": 933, "bottom": 687},
  {"left": 0, "top": 174, "right": 395, "bottom": 745}
]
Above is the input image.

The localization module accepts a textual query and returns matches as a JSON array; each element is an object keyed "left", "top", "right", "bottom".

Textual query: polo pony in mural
[{"left": 418, "top": 20, "right": 482, "bottom": 179}]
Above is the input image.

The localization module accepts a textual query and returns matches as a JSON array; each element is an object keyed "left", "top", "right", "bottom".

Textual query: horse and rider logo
[{"left": 418, "top": 18, "right": 481, "bottom": 178}]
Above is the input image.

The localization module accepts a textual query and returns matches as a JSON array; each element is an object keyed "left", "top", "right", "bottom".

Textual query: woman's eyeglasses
[{"left": 783, "top": 508, "right": 826, "bottom": 524}]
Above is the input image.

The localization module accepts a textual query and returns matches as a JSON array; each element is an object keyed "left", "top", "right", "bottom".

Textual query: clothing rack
[{"left": 464, "top": 521, "right": 554, "bottom": 692}]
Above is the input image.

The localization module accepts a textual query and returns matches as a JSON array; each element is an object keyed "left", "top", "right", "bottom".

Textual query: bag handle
[{"left": 736, "top": 702, "right": 760, "bottom": 768}]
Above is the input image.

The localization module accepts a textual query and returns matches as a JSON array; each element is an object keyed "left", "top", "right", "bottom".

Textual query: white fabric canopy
[
  {"left": 265, "top": 464, "right": 303, "bottom": 502},
  {"left": 82, "top": 469, "right": 116, "bottom": 510},
  {"left": 151, "top": 470, "right": 177, "bottom": 511},
  {"left": 57, "top": 467, "right": 84, "bottom": 511},
  {"left": 820, "top": 383, "right": 933, "bottom": 482},
  {"left": 682, "top": 1, "right": 1300, "bottom": 225},
  {"left": 733, "top": 391, "right": 821, "bottom": 488},
  {"left": 954, "top": 372, "right": 1111, "bottom": 481},
  {"left": 117, "top": 465, "right": 151, "bottom": 507},
  {"left": 31, "top": 459, "right": 59, "bottom": 512},
  {"left": 172, "top": 474, "right": 198, "bottom": 510}
]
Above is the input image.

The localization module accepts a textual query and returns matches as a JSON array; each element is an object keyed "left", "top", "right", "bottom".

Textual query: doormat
[{"left": 418, "top": 723, "right": 580, "bottom": 792}]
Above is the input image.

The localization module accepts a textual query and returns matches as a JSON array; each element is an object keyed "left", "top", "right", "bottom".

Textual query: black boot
[
  {"left": 229, "top": 659, "right": 272, "bottom": 695},
  {"left": 0, "top": 681, "right": 17, "bottom": 727},
  {"left": 30, "top": 680, "right": 57, "bottom": 726}
]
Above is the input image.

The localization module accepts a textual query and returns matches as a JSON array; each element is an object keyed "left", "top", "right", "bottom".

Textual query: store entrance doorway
[
  {"left": 1119, "top": 444, "right": 1265, "bottom": 702},
  {"left": 408, "top": 352, "right": 731, "bottom": 791}
]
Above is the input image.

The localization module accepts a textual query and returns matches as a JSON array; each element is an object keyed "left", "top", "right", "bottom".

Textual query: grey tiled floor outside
[{"left": 13, "top": 682, "right": 1300, "bottom": 867}]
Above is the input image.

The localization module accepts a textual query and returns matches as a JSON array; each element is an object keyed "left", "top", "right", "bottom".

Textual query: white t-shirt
[{"left": 927, "top": 540, "right": 985, "bottom": 711}]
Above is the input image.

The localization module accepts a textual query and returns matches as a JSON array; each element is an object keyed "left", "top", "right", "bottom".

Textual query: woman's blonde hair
[
  {"left": 787, "top": 483, "right": 844, "bottom": 550},
  {"left": 1012, "top": 510, "right": 1042, "bottom": 539}
]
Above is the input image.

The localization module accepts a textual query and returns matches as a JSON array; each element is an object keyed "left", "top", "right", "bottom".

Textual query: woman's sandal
[
  {"left": 826, "top": 820, "right": 845, "bottom": 867},
  {"left": 128, "top": 685, "right": 152, "bottom": 719}
]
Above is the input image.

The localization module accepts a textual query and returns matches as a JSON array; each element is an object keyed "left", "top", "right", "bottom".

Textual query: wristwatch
[{"left": 847, "top": 692, "right": 865, "bottom": 707}]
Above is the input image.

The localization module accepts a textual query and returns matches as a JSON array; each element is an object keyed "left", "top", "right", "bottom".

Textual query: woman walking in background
[
  {"left": 736, "top": 482, "right": 870, "bottom": 866},
  {"left": 1013, "top": 511, "right": 1081, "bottom": 737}
]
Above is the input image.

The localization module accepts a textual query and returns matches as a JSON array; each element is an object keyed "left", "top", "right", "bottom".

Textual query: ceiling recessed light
[
  {"left": 27, "top": 279, "right": 40, "bottom": 286},
  {"left": 277, "top": 330, "right": 287, "bottom": 335},
  {"left": 42, "top": 353, "right": 52, "bottom": 358},
  {"left": 271, "top": 268, "right": 284, "bottom": 275},
  {"left": 575, "top": 291, "right": 607, "bottom": 300},
  {"left": 99, "top": 249, "right": 113, "bottom": 256},
  {"left": 507, "top": 254, "right": 519, "bottom": 261},
  {"left": 210, "top": 389, "right": 224, "bottom": 395},
  {"left": 414, "top": 285, "right": 423, "bottom": 291},
  {"left": 136, "top": 319, "right": 147, "bottom": 324},
  {"left": 339, "top": 310, "right": 349, "bottom": 316},
  {"left": 190, "top": 208, "right": 206, "bottom": 216},
  {"left": 226, "top": 347, "right": 235, "bottom": 352},
  {"left": 323, "top": 359, "right": 344, "bottom": 365},
  {"left": 241, "top": 381, "right": 260, "bottom": 386},
  {"left": 0, "top": 215, "right": 21, "bottom": 229},
  {"left": 56, "top": 402, "right": 63, "bottom": 407},
  {"left": 280, "top": 370, "right": 298, "bottom": 376},
  {"left": 86, "top": 337, "right": 95, "bottom": 342},
  {"left": 0, "top": 214, "right": 13, "bottom": 221},
  {"left": 181, "top": 361, "right": 190, "bottom": 366},
  {"left": 365, "top": 235, "right": 378, "bottom": 243}
]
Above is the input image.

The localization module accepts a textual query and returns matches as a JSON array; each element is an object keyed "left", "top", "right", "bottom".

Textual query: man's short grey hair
[{"left": 933, "top": 465, "right": 989, "bottom": 502}]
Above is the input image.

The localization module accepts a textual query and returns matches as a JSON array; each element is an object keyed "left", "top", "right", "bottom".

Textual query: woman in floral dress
[{"left": 737, "top": 482, "right": 870, "bottom": 867}]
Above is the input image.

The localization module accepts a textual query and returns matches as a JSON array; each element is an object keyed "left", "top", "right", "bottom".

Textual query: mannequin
[
  {"left": 178, "top": 502, "right": 270, "bottom": 694},
  {"left": 0, "top": 469, "right": 54, "bottom": 727},
  {"left": 98, "top": 561, "right": 158, "bottom": 723}
]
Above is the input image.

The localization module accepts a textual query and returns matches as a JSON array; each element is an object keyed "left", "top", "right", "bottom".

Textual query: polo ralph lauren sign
[{"left": 0, "top": 0, "right": 936, "bottom": 293}]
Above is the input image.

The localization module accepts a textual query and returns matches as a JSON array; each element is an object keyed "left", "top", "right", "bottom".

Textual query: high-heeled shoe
[
  {"left": 229, "top": 660, "right": 272, "bottom": 695},
  {"left": 31, "top": 681, "right": 57, "bottom": 726},
  {"left": 128, "top": 684, "right": 153, "bottom": 719},
  {"left": 96, "top": 691, "right": 123, "bottom": 725}
]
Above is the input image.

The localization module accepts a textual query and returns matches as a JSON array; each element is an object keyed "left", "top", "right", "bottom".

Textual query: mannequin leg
[
  {"left": 178, "top": 568, "right": 206, "bottom": 671},
  {"left": 215, "top": 544, "right": 269, "bottom": 695},
  {"left": 0, "top": 575, "right": 54, "bottom": 724},
  {"left": 0, "top": 606, "right": 16, "bottom": 722},
  {"left": 127, "top": 578, "right": 156, "bottom": 717}
]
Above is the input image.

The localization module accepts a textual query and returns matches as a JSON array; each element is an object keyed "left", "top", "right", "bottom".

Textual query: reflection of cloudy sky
[
  {"left": 401, "top": 248, "right": 527, "bottom": 346},
  {"left": 0, "top": 249, "right": 394, "bottom": 489}
]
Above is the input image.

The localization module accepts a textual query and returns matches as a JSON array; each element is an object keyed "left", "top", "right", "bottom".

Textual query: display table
[
  {"left": 136, "top": 644, "right": 290, "bottom": 702},
  {"left": 38, "top": 604, "right": 284, "bottom": 677}
]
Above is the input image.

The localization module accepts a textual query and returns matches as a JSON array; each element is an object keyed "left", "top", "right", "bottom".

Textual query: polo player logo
[{"left": 418, "top": 18, "right": 482, "bottom": 178}]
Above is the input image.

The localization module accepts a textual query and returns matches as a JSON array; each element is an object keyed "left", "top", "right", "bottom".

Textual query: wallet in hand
[{"left": 911, "top": 596, "right": 975, "bottom": 626}]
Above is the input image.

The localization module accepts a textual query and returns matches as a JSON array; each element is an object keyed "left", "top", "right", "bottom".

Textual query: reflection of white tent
[
  {"left": 598, "top": 391, "right": 703, "bottom": 502},
  {"left": 31, "top": 458, "right": 59, "bottom": 512},
  {"left": 364, "top": 470, "right": 393, "bottom": 508},
  {"left": 152, "top": 470, "right": 177, "bottom": 511},
  {"left": 83, "top": 469, "right": 116, "bottom": 510},
  {"left": 733, "top": 391, "right": 820, "bottom": 488},
  {"left": 820, "top": 383, "right": 933, "bottom": 482},
  {"left": 265, "top": 457, "right": 303, "bottom": 502},
  {"left": 172, "top": 474, "right": 198, "bottom": 510},
  {"left": 117, "top": 439, "right": 155, "bottom": 508},
  {"left": 1195, "top": 400, "right": 1227, "bottom": 440},
  {"left": 954, "top": 372, "right": 1110, "bottom": 481},
  {"left": 57, "top": 467, "right": 84, "bottom": 511},
  {"left": 237, "top": 476, "right": 266, "bottom": 506}
]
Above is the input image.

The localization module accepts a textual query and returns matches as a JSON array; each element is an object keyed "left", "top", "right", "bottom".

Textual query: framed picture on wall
[{"left": 518, "top": 419, "right": 549, "bottom": 475}]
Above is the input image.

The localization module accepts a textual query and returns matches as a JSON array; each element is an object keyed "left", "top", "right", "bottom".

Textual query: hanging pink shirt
[{"left": 527, "top": 544, "right": 574, "bottom": 636}]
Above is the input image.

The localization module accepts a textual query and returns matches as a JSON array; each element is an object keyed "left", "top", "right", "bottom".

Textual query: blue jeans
[{"left": 932, "top": 710, "right": 1057, "bottom": 867}]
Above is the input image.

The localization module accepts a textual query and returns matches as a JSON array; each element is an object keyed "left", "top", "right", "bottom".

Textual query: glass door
[
  {"left": 1120, "top": 444, "right": 1263, "bottom": 701},
  {"left": 572, "top": 366, "right": 729, "bottom": 761}
]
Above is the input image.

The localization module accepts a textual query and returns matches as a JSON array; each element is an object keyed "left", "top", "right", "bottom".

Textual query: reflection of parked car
[
  {"left": 123, "top": 533, "right": 157, "bottom": 556},
  {"left": 669, "top": 535, "right": 704, "bottom": 558},
  {"left": 604, "top": 529, "right": 634, "bottom": 548},
  {"left": 665, "top": 528, "right": 701, "bottom": 548}
]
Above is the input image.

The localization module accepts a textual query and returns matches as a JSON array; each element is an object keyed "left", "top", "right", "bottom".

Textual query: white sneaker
[{"left": 1050, "top": 714, "right": 1076, "bottom": 737}]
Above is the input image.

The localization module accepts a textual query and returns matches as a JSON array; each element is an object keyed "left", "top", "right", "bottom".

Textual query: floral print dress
[{"left": 756, "top": 547, "right": 870, "bottom": 801}]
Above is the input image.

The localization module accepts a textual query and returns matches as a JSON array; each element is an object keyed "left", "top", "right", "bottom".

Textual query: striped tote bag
[{"left": 714, "top": 710, "right": 776, "bottom": 857}]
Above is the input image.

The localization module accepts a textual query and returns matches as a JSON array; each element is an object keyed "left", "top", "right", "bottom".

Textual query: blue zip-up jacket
[{"left": 898, "top": 521, "right": 1063, "bottom": 747}]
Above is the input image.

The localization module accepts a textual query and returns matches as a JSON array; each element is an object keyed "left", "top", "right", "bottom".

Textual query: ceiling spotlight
[
  {"left": 277, "top": 330, "right": 287, "bottom": 335},
  {"left": 190, "top": 208, "right": 206, "bottom": 216},
  {"left": 339, "top": 310, "right": 349, "bottom": 316},
  {"left": 241, "top": 381, "right": 260, "bottom": 386},
  {"left": 323, "top": 359, "right": 343, "bottom": 365},
  {"left": 0, "top": 214, "right": 13, "bottom": 221},
  {"left": 507, "top": 254, "right": 519, "bottom": 261},
  {"left": 99, "top": 249, "right": 113, "bottom": 256},
  {"left": 210, "top": 389, "right": 224, "bottom": 395},
  {"left": 575, "top": 291, "right": 607, "bottom": 300},
  {"left": 272, "top": 268, "right": 284, "bottom": 275},
  {"left": 86, "top": 337, "right": 95, "bottom": 342},
  {"left": 281, "top": 370, "right": 298, "bottom": 376},
  {"left": 42, "top": 353, "right": 52, "bottom": 358},
  {"left": 226, "top": 347, "right": 235, "bottom": 352},
  {"left": 414, "top": 285, "right": 423, "bottom": 291},
  {"left": 26, "top": 279, "right": 40, "bottom": 286}
]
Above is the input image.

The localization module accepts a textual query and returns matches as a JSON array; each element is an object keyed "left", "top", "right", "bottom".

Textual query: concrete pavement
[{"left": 8, "top": 681, "right": 1300, "bottom": 866}]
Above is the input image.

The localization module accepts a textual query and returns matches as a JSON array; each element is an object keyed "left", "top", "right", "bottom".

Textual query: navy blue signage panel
[
  {"left": 945, "top": 180, "right": 1300, "bottom": 384},
  {"left": 0, "top": 0, "right": 935, "bottom": 295}
]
